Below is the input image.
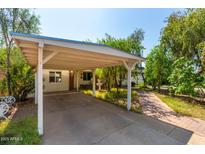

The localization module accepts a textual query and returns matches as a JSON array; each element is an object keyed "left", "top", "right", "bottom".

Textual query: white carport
[{"left": 11, "top": 32, "right": 144, "bottom": 135}]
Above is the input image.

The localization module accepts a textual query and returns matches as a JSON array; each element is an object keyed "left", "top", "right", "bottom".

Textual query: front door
[{"left": 69, "top": 71, "right": 74, "bottom": 90}]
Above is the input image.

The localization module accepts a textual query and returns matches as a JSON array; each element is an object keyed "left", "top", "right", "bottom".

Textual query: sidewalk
[{"left": 138, "top": 90, "right": 205, "bottom": 144}]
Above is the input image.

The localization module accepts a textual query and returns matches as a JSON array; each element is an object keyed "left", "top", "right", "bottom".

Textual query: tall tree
[
  {"left": 160, "top": 9, "right": 205, "bottom": 73},
  {"left": 0, "top": 9, "right": 40, "bottom": 94},
  {"left": 128, "top": 28, "right": 146, "bottom": 84},
  {"left": 144, "top": 46, "right": 171, "bottom": 92},
  {"left": 97, "top": 28, "right": 145, "bottom": 91}
]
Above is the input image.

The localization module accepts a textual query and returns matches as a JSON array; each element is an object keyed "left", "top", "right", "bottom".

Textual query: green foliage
[
  {"left": 161, "top": 9, "right": 205, "bottom": 71},
  {"left": 82, "top": 88, "right": 142, "bottom": 113},
  {"left": 0, "top": 48, "right": 34, "bottom": 101},
  {"left": 0, "top": 8, "right": 40, "bottom": 95},
  {"left": 96, "top": 29, "right": 145, "bottom": 90},
  {"left": 95, "top": 68, "right": 104, "bottom": 80},
  {"left": 0, "top": 8, "right": 40, "bottom": 46},
  {"left": 0, "top": 116, "right": 41, "bottom": 145},
  {"left": 168, "top": 57, "right": 205, "bottom": 96},
  {"left": 99, "top": 29, "right": 144, "bottom": 56},
  {"left": 156, "top": 92, "right": 205, "bottom": 121},
  {"left": 158, "top": 9, "right": 205, "bottom": 97},
  {"left": 144, "top": 46, "right": 171, "bottom": 91}
]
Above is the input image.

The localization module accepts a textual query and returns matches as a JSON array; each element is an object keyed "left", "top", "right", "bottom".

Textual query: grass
[
  {"left": 133, "top": 83, "right": 151, "bottom": 91},
  {"left": 155, "top": 92, "right": 205, "bottom": 121},
  {"left": 83, "top": 88, "right": 142, "bottom": 113},
  {"left": 0, "top": 116, "right": 41, "bottom": 145}
]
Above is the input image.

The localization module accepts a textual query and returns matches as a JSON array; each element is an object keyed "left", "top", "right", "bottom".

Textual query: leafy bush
[
  {"left": 0, "top": 48, "right": 34, "bottom": 101},
  {"left": 82, "top": 88, "right": 141, "bottom": 113},
  {"left": 82, "top": 90, "right": 93, "bottom": 95},
  {"left": 168, "top": 57, "right": 205, "bottom": 97},
  {"left": 0, "top": 78, "right": 7, "bottom": 95}
]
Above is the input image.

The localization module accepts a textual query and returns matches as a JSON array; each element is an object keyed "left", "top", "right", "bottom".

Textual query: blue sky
[{"left": 36, "top": 8, "right": 182, "bottom": 57}]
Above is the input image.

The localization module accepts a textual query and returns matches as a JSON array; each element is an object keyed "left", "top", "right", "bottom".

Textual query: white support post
[
  {"left": 127, "top": 67, "right": 132, "bottom": 111},
  {"left": 37, "top": 42, "right": 44, "bottom": 135},
  {"left": 76, "top": 70, "right": 79, "bottom": 92},
  {"left": 92, "top": 69, "right": 96, "bottom": 95},
  {"left": 123, "top": 60, "right": 138, "bottom": 111},
  {"left": 35, "top": 71, "right": 38, "bottom": 104}
]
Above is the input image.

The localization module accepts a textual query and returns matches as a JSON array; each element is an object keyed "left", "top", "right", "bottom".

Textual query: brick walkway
[{"left": 138, "top": 90, "right": 205, "bottom": 144}]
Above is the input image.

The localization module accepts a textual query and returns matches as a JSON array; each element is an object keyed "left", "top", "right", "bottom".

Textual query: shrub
[
  {"left": 168, "top": 57, "right": 205, "bottom": 97},
  {"left": 0, "top": 48, "right": 35, "bottom": 101},
  {"left": 82, "top": 88, "right": 142, "bottom": 113}
]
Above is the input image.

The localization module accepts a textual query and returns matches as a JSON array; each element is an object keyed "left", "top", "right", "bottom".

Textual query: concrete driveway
[{"left": 42, "top": 92, "right": 193, "bottom": 145}]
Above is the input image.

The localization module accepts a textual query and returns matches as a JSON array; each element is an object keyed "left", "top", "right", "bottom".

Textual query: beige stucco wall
[
  {"left": 43, "top": 69, "right": 69, "bottom": 92},
  {"left": 43, "top": 69, "right": 93, "bottom": 92}
]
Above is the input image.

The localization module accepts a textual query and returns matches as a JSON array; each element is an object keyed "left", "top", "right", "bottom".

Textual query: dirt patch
[{"left": 12, "top": 98, "right": 37, "bottom": 121}]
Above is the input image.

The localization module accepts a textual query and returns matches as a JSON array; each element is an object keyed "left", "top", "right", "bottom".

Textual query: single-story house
[
  {"left": 43, "top": 69, "right": 136, "bottom": 92},
  {"left": 10, "top": 32, "right": 145, "bottom": 135},
  {"left": 43, "top": 69, "right": 92, "bottom": 92}
]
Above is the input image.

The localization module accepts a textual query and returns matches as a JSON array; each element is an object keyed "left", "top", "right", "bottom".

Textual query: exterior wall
[
  {"left": 73, "top": 70, "right": 77, "bottom": 88},
  {"left": 43, "top": 69, "right": 69, "bottom": 92},
  {"left": 74, "top": 70, "right": 92, "bottom": 88},
  {"left": 122, "top": 74, "right": 144, "bottom": 86},
  {"left": 43, "top": 69, "right": 144, "bottom": 92},
  {"left": 43, "top": 69, "right": 92, "bottom": 92}
]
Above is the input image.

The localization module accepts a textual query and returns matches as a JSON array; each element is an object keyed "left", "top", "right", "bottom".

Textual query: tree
[
  {"left": 160, "top": 9, "right": 205, "bottom": 74},
  {"left": 0, "top": 8, "right": 40, "bottom": 95},
  {"left": 128, "top": 29, "right": 146, "bottom": 85},
  {"left": 144, "top": 46, "right": 171, "bottom": 92},
  {"left": 160, "top": 8, "right": 205, "bottom": 96},
  {"left": 0, "top": 48, "right": 34, "bottom": 100},
  {"left": 97, "top": 28, "right": 145, "bottom": 91},
  {"left": 168, "top": 57, "right": 205, "bottom": 97}
]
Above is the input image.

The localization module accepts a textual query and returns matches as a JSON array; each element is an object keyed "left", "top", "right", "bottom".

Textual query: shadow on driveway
[{"left": 42, "top": 92, "right": 193, "bottom": 145}]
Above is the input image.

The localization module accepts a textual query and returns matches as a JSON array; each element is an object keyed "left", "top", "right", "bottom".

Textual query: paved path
[{"left": 138, "top": 90, "right": 205, "bottom": 144}]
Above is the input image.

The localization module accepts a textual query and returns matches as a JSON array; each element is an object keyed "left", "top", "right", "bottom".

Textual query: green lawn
[
  {"left": 155, "top": 92, "right": 205, "bottom": 121},
  {"left": 0, "top": 116, "right": 41, "bottom": 145}
]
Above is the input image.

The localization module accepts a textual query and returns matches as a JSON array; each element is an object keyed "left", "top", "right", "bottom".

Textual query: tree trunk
[
  {"left": 114, "top": 68, "right": 119, "bottom": 94},
  {"left": 6, "top": 47, "right": 12, "bottom": 95},
  {"left": 157, "top": 82, "right": 161, "bottom": 93},
  {"left": 157, "top": 73, "right": 161, "bottom": 93},
  {"left": 119, "top": 72, "right": 122, "bottom": 88},
  {"left": 107, "top": 70, "right": 111, "bottom": 92}
]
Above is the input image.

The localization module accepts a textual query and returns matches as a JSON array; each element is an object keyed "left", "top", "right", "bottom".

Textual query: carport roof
[{"left": 11, "top": 32, "right": 145, "bottom": 70}]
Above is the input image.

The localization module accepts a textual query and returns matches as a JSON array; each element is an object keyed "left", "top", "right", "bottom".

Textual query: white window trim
[{"left": 49, "top": 71, "right": 62, "bottom": 83}]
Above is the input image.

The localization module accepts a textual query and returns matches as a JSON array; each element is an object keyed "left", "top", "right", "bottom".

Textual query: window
[
  {"left": 49, "top": 71, "right": 62, "bottom": 83},
  {"left": 83, "top": 72, "right": 92, "bottom": 81}
]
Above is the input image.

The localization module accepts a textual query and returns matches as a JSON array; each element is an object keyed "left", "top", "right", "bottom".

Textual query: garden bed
[{"left": 82, "top": 88, "right": 142, "bottom": 113}]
